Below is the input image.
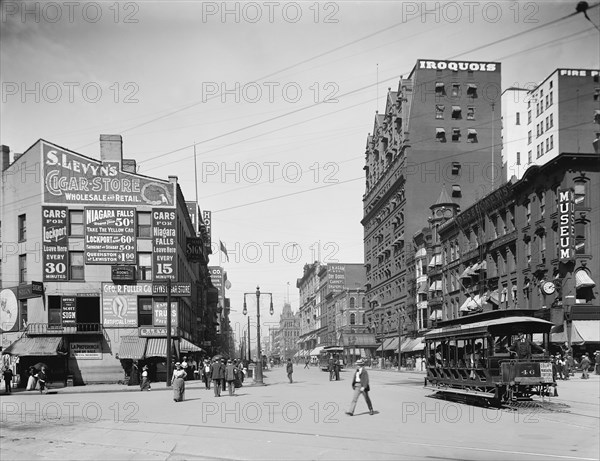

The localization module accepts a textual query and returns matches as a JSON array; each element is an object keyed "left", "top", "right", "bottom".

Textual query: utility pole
[
  {"left": 243, "top": 286, "right": 274, "bottom": 385},
  {"left": 166, "top": 278, "right": 172, "bottom": 387}
]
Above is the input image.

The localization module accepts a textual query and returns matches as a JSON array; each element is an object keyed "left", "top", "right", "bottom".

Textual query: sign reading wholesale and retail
[
  {"left": 328, "top": 264, "right": 346, "bottom": 293},
  {"left": 152, "top": 209, "right": 178, "bottom": 280},
  {"left": 41, "top": 142, "right": 175, "bottom": 207},
  {"left": 102, "top": 282, "right": 151, "bottom": 327},
  {"left": 85, "top": 207, "right": 136, "bottom": 264},
  {"left": 558, "top": 189, "right": 576, "bottom": 262},
  {"left": 42, "top": 206, "right": 69, "bottom": 281}
]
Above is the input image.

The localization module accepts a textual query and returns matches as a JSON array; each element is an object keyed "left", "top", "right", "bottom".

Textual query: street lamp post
[
  {"left": 397, "top": 307, "right": 402, "bottom": 372},
  {"left": 243, "top": 286, "right": 273, "bottom": 385}
]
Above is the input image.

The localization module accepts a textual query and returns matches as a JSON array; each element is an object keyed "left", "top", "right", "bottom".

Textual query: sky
[{"left": 1, "top": 0, "right": 599, "bottom": 339}]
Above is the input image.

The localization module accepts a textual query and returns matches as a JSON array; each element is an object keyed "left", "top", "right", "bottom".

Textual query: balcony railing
[{"left": 26, "top": 323, "right": 103, "bottom": 335}]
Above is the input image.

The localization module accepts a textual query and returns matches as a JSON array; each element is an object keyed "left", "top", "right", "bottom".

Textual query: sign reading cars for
[
  {"left": 42, "top": 206, "right": 69, "bottom": 281},
  {"left": 85, "top": 207, "right": 136, "bottom": 264},
  {"left": 152, "top": 209, "right": 177, "bottom": 280}
]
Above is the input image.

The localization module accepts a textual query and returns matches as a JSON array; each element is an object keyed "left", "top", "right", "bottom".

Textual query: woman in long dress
[
  {"left": 26, "top": 367, "right": 37, "bottom": 391},
  {"left": 171, "top": 362, "right": 186, "bottom": 402},
  {"left": 140, "top": 365, "right": 151, "bottom": 391}
]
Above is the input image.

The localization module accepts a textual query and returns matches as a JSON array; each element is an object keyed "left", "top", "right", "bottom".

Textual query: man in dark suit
[
  {"left": 211, "top": 358, "right": 223, "bottom": 397},
  {"left": 346, "top": 359, "right": 374, "bottom": 416}
]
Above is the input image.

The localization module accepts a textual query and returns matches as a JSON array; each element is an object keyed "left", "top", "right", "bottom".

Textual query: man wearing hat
[
  {"left": 140, "top": 365, "right": 151, "bottom": 391},
  {"left": 211, "top": 358, "right": 223, "bottom": 397},
  {"left": 594, "top": 351, "right": 600, "bottom": 375},
  {"left": 345, "top": 359, "right": 374, "bottom": 416},
  {"left": 580, "top": 353, "right": 591, "bottom": 379}
]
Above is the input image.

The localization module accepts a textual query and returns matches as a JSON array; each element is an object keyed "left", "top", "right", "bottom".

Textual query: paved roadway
[{"left": 1, "top": 365, "right": 598, "bottom": 460}]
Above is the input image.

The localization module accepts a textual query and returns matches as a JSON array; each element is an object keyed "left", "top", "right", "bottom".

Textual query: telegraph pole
[{"left": 166, "top": 278, "right": 172, "bottom": 387}]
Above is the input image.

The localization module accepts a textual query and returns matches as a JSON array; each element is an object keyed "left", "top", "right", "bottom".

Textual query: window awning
[
  {"left": 381, "top": 337, "right": 399, "bottom": 351},
  {"left": 118, "top": 336, "right": 147, "bottom": 360},
  {"left": 310, "top": 346, "right": 325, "bottom": 356},
  {"left": 436, "top": 104, "right": 445, "bottom": 111},
  {"left": 487, "top": 289, "right": 500, "bottom": 305},
  {"left": 417, "top": 281, "right": 428, "bottom": 295},
  {"left": 575, "top": 270, "right": 595, "bottom": 288},
  {"left": 145, "top": 338, "right": 176, "bottom": 358},
  {"left": 2, "top": 337, "right": 66, "bottom": 357},
  {"left": 468, "top": 84, "right": 477, "bottom": 89},
  {"left": 436, "top": 128, "right": 445, "bottom": 134},
  {"left": 452, "top": 105, "right": 461, "bottom": 112},
  {"left": 436, "top": 83, "right": 444, "bottom": 88},
  {"left": 429, "top": 280, "right": 442, "bottom": 292},
  {"left": 459, "top": 267, "right": 472, "bottom": 279},
  {"left": 429, "top": 309, "right": 442, "bottom": 321},
  {"left": 551, "top": 321, "right": 600, "bottom": 345},
  {"left": 467, "top": 265, "right": 479, "bottom": 276},
  {"left": 415, "top": 248, "right": 427, "bottom": 258},
  {"left": 478, "top": 260, "right": 487, "bottom": 271},
  {"left": 179, "top": 338, "right": 203, "bottom": 354},
  {"left": 460, "top": 294, "right": 483, "bottom": 312},
  {"left": 468, "top": 129, "right": 477, "bottom": 135}
]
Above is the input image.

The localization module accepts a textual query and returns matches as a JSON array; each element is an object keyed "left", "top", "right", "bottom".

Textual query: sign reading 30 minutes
[{"left": 85, "top": 207, "right": 136, "bottom": 264}]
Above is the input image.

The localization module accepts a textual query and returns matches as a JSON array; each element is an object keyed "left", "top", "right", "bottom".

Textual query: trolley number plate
[{"left": 539, "top": 363, "right": 553, "bottom": 382}]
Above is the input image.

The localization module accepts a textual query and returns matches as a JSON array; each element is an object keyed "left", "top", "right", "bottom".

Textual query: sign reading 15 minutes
[{"left": 85, "top": 207, "right": 136, "bottom": 264}]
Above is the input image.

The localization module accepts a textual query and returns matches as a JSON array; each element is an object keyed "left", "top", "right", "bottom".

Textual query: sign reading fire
[
  {"left": 42, "top": 206, "right": 69, "bottom": 281},
  {"left": 85, "top": 207, "right": 136, "bottom": 264},
  {"left": 558, "top": 189, "right": 575, "bottom": 262},
  {"left": 42, "top": 142, "right": 175, "bottom": 207}
]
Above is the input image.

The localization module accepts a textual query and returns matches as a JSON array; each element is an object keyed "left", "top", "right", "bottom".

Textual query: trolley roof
[{"left": 424, "top": 316, "right": 554, "bottom": 340}]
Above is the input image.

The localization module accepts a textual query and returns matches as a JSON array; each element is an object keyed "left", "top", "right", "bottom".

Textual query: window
[
  {"left": 19, "top": 254, "right": 27, "bottom": 283},
  {"left": 436, "top": 128, "right": 446, "bottom": 142},
  {"left": 549, "top": 91, "right": 553, "bottom": 105},
  {"left": 137, "top": 212, "right": 151, "bottom": 238},
  {"left": 451, "top": 106, "right": 461, "bottom": 119},
  {"left": 545, "top": 138, "right": 549, "bottom": 152},
  {"left": 528, "top": 151, "right": 532, "bottom": 163},
  {"left": 451, "top": 185, "right": 462, "bottom": 198},
  {"left": 526, "top": 241, "right": 532, "bottom": 264},
  {"left": 540, "top": 120, "right": 544, "bottom": 134},
  {"left": 18, "top": 214, "right": 26, "bottom": 241},
  {"left": 69, "top": 210, "right": 84, "bottom": 236},
  {"left": 350, "top": 313, "right": 356, "bottom": 325},
  {"left": 528, "top": 110, "right": 532, "bottom": 124},
  {"left": 467, "top": 129, "right": 478, "bottom": 143},
  {"left": 528, "top": 131, "right": 532, "bottom": 144},
  {"left": 516, "top": 152, "right": 521, "bottom": 165},
  {"left": 466, "top": 84, "right": 477, "bottom": 98},
  {"left": 48, "top": 296, "right": 61, "bottom": 325},
  {"left": 466, "top": 106, "right": 475, "bottom": 120},
  {"left": 516, "top": 112, "right": 520, "bottom": 125},
  {"left": 526, "top": 201, "right": 531, "bottom": 223},
  {"left": 435, "top": 82, "right": 445, "bottom": 96},
  {"left": 452, "top": 128, "right": 461, "bottom": 142},
  {"left": 451, "top": 162, "right": 461, "bottom": 175},
  {"left": 349, "top": 297, "right": 355, "bottom": 308},
  {"left": 451, "top": 84, "right": 460, "bottom": 97},
  {"left": 138, "top": 253, "right": 152, "bottom": 280},
  {"left": 574, "top": 182, "right": 586, "bottom": 205},
  {"left": 539, "top": 191, "right": 545, "bottom": 217},
  {"left": 594, "top": 88, "right": 600, "bottom": 101},
  {"left": 20, "top": 300, "right": 28, "bottom": 330},
  {"left": 549, "top": 113, "right": 553, "bottom": 128},
  {"left": 138, "top": 298, "right": 153, "bottom": 326},
  {"left": 435, "top": 104, "right": 445, "bottom": 119},
  {"left": 69, "top": 252, "right": 84, "bottom": 280}
]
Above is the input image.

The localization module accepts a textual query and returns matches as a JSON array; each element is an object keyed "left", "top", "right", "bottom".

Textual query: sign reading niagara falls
[
  {"left": 84, "top": 207, "right": 136, "bottom": 264},
  {"left": 42, "top": 142, "right": 175, "bottom": 207}
]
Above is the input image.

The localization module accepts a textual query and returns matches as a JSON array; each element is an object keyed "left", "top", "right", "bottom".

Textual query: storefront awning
[
  {"left": 550, "top": 321, "right": 599, "bottom": 345},
  {"left": 179, "top": 338, "right": 203, "bottom": 354},
  {"left": 2, "top": 337, "right": 65, "bottom": 356},
  {"left": 310, "top": 346, "right": 325, "bottom": 356},
  {"left": 145, "top": 338, "right": 176, "bottom": 358},
  {"left": 382, "top": 338, "right": 399, "bottom": 351},
  {"left": 410, "top": 337, "right": 425, "bottom": 352},
  {"left": 575, "top": 270, "right": 595, "bottom": 288},
  {"left": 118, "top": 336, "right": 147, "bottom": 360}
]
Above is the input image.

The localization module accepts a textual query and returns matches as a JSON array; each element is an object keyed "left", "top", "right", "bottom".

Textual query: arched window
[
  {"left": 362, "top": 313, "right": 366, "bottom": 324},
  {"left": 349, "top": 297, "right": 355, "bottom": 309},
  {"left": 350, "top": 313, "right": 356, "bottom": 325},
  {"left": 361, "top": 297, "right": 366, "bottom": 308}
]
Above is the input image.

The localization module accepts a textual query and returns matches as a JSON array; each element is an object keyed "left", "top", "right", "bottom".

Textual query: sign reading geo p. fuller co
[
  {"left": 85, "top": 207, "right": 136, "bottom": 264},
  {"left": 102, "top": 282, "right": 151, "bottom": 327},
  {"left": 42, "top": 206, "right": 69, "bottom": 281},
  {"left": 42, "top": 142, "right": 175, "bottom": 207},
  {"left": 558, "top": 189, "right": 575, "bottom": 262}
]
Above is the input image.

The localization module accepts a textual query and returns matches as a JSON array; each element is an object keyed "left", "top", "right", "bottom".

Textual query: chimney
[
  {"left": 1, "top": 145, "right": 10, "bottom": 171},
  {"left": 122, "top": 159, "right": 137, "bottom": 173},
  {"left": 99, "top": 134, "right": 123, "bottom": 164}
]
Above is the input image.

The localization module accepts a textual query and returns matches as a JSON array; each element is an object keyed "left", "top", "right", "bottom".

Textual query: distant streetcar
[
  {"left": 424, "top": 310, "right": 556, "bottom": 406},
  {"left": 318, "top": 346, "right": 344, "bottom": 371}
]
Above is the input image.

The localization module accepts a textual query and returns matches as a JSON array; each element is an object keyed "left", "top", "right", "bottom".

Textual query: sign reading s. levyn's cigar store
[{"left": 42, "top": 142, "right": 175, "bottom": 207}]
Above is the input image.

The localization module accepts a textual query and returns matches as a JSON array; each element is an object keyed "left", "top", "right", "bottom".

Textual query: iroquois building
[
  {"left": 361, "top": 59, "right": 503, "bottom": 349},
  {"left": 0, "top": 135, "right": 217, "bottom": 385}
]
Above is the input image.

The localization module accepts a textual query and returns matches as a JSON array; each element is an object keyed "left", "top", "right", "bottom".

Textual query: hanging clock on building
[{"left": 542, "top": 281, "right": 556, "bottom": 295}]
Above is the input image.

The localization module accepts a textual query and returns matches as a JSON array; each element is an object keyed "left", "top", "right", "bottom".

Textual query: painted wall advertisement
[
  {"left": 102, "top": 283, "right": 151, "bottom": 327},
  {"left": 61, "top": 297, "right": 77, "bottom": 327},
  {"left": 328, "top": 264, "right": 346, "bottom": 293},
  {"left": 42, "top": 206, "right": 69, "bottom": 281},
  {"left": 70, "top": 342, "right": 102, "bottom": 360},
  {"left": 209, "top": 266, "right": 224, "bottom": 305},
  {"left": 152, "top": 300, "right": 178, "bottom": 327},
  {"left": 0, "top": 289, "right": 19, "bottom": 333},
  {"left": 152, "top": 209, "right": 178, "bottom": 281},
  {"left": 42, "top": 142, "right": 175, "bottom": 207},
  {"left": 84, "top": 207, "right": 136, "bottom": 264}
]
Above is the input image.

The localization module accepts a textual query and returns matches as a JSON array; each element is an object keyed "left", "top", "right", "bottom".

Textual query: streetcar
[
  {"left": 423, "top": 310, "right": 556, "bottom": 405},
  {"left": 318, "top": 346, "right": 344, "bottom": 372}
]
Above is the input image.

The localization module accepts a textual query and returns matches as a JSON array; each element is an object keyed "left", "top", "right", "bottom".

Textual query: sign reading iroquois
[
  {"left": 152, "top": 209, "right": 178, "bottom": 280},
  {"left": 558, "top": 189, "right": 575, "bottom": 262},
  {"left": 42, "top": 206, "right": 69, "bottom": 281},
  {"left": 42, "top": 142, "right": 175, "bottom": 207},
  {"left": 84, "top": 207, "right": 136, "bottom": 264}
]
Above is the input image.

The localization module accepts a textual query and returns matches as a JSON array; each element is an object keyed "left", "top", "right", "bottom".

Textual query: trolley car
[
  {"left": 424, "top": 310, "right": 556, "bottom": 405},
  {"left": 319, "top": 346, "right": 344, "bottom": 371}
]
